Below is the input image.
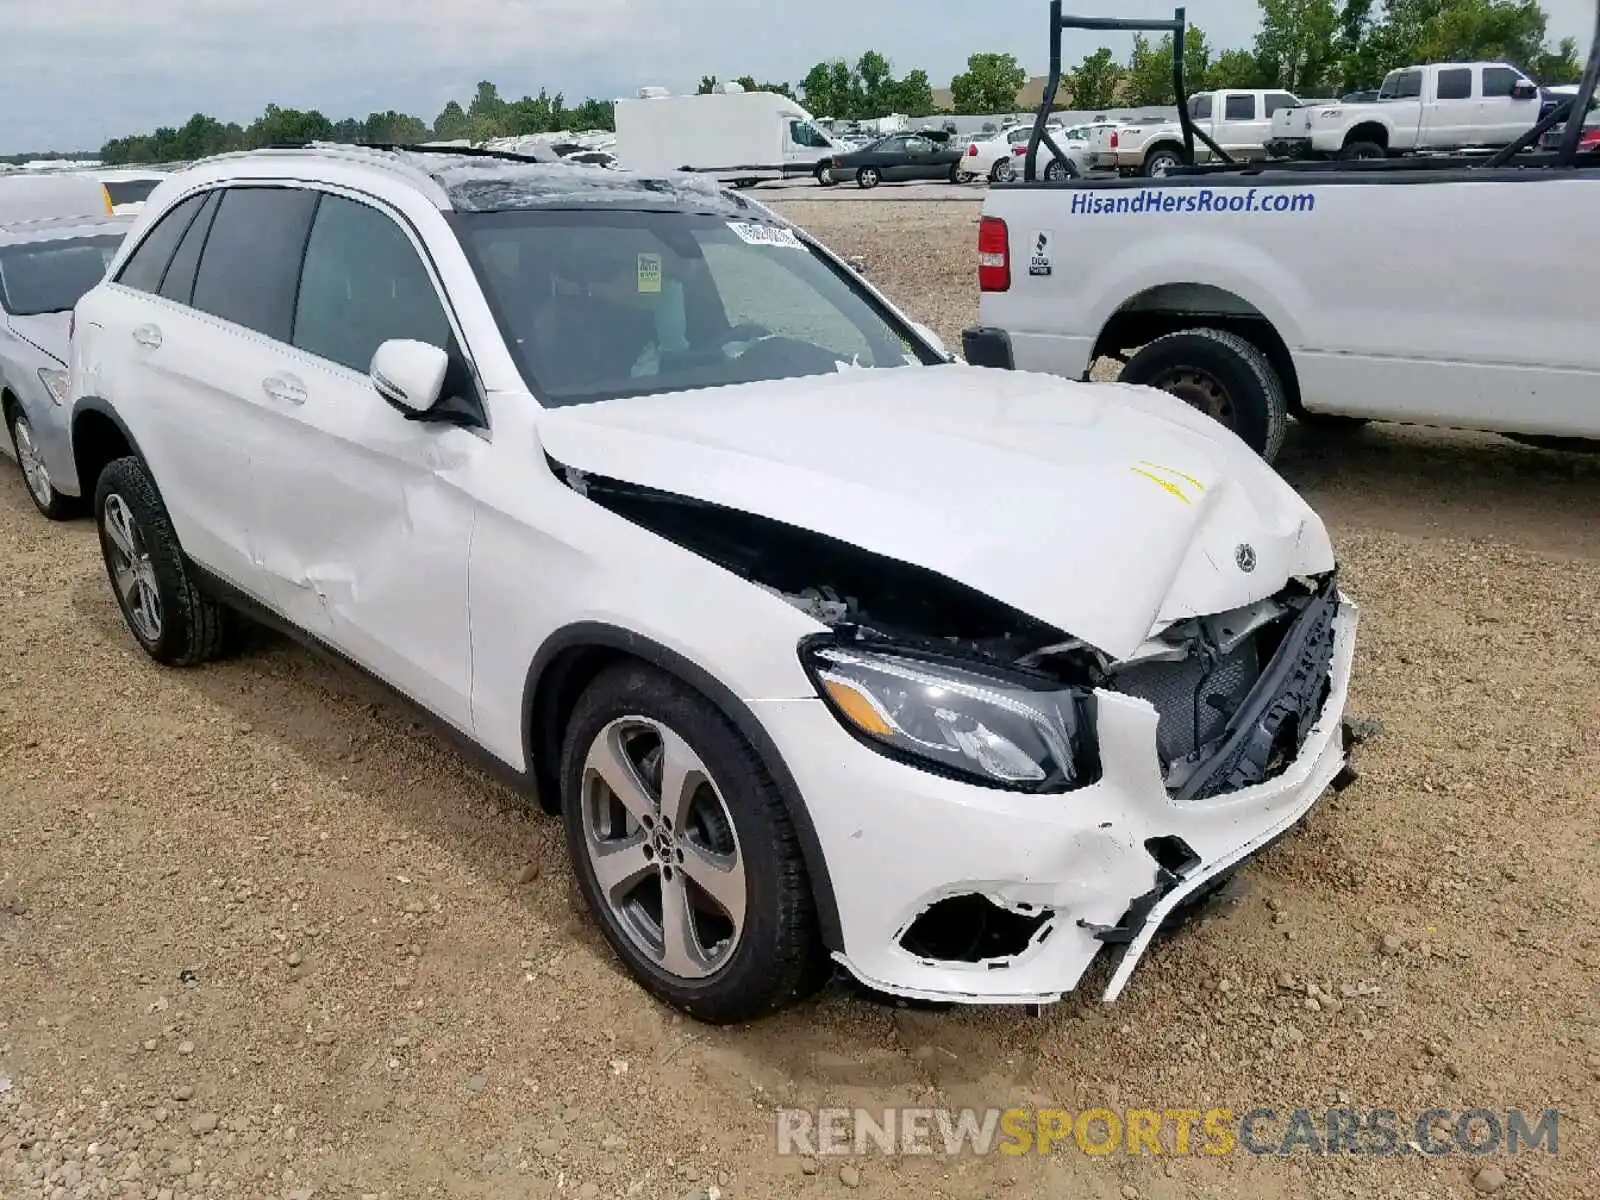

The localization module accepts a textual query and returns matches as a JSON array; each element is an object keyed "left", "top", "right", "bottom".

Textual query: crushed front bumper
[{"left": 750, "top": 592, "right": 1359, "bottom": 1006}]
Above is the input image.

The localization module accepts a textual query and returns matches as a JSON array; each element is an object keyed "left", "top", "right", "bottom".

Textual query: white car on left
[
  {"left": 0, "top": 213, "right": 129, "bottom": 517},
  {"left": 960, "top": 122, "right": 1107, "bottom": 183}
]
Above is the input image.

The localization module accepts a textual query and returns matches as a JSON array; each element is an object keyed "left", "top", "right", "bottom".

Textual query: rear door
[
  {"left": 249, "top": 189, "right": 483, "bottom": 728},
  {"left": 1425, "top": 66, "right": 1477, "bottom": 148},
  {"left": 1217, "top": 92, "right": 1269, "bottom": 157}
]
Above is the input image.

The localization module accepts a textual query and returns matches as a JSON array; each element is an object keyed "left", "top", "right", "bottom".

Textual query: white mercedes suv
[{"left": 65, "top": 145, "right": 1359, "bottom": 1023}]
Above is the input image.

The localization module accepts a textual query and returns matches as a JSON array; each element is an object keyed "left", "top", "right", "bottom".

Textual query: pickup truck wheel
[
  {"left": 856, "top": 167, "right": 880, "bottom": 189},
  {"left": 1143, "top": 148, "right": 1184, "bottom": 177},
  {"left": 1119, "top": 329, "right": 1289, "bottom": 462},
  {"left": 1339, "top": 141, "right": 1385, "bottom": 160}
]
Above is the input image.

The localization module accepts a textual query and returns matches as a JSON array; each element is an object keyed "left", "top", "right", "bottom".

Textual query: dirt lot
[{"left": 3, "top": 198, "right": 1598, "bottom": 1200}]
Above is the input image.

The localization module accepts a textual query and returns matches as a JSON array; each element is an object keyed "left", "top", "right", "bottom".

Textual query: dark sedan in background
[{"left": 824, "top": 131, "right": 965, "bottom": 188}]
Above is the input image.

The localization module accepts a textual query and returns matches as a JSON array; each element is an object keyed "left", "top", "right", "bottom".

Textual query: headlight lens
[
  {"left": 38, "top": 368, "right": 69, "bottom": 406},
  {"left": 802, "top": 642, "right": 1097, "bottom": 792}
]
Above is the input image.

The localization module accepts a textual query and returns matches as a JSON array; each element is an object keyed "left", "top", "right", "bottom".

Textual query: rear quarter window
[
  {"left": 190, "top": 187, "right": 318, "bottom": 342},
  {"left": 115, "top": 193, "right": 207, "bottom": 294}
]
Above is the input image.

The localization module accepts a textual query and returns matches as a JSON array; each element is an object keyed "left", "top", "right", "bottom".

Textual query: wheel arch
[
  {"left": 1343, "top": 121, "right": 1389, "bottom": 149},
  {"left": 1091, "top": 281, "right": 1303, "bottom": 412},
  {"left": 1143, "top": 139, "right": 1187, "bottom": 163},
  {"left": 70, "top": 397, "right": 144, "bottom": 500},
  {"left": 522, "top": 621, "right": 844, "bottom": 952}
]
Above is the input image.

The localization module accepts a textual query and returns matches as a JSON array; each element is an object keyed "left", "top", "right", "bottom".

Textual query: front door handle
[
  {"left": 132, "top": 324, "right": 162, "bottom": 349},
  {"left": 262, "top": 374, "right": 307, "bottom": 405}
]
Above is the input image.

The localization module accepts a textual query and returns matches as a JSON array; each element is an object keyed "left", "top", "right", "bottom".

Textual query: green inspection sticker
[{"left": 637, "top": 253, "right": 662, "bottom": 294}]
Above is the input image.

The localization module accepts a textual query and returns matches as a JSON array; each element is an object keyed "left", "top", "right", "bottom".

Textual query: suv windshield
[
  {"left": 451, "top": 209, "right": 943, "bottom": 406},
  {"left": 0, "top": 234, "right": 121, "bottom": 316}
]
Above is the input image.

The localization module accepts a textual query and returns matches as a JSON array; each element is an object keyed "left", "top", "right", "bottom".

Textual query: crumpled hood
[
  {"left": 5, "top": 312, "right": 69, "bottom": 365},
  {"left": 537, "top": 365, "right": 1335, "bottom": 660}
]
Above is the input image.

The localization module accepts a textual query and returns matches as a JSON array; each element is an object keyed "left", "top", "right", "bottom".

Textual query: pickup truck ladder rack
[{"left": 1025, "top": 3, "right": 1235, "bottom": 182}]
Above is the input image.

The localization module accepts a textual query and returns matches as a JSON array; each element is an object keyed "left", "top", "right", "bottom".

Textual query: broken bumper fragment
[{"left": 750, "top": 593, "right": 1358, "bottom": 1006}]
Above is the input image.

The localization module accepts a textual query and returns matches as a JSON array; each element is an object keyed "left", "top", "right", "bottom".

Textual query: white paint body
[
  {"left": 1298, "top": 63, "right": 1540, "bottom": 154},
  {"left": 1091, "top": 91, "right": 1300, "bottom": 172},
  {"left": 69, "top": 151, "right": 1357, "bottom": 1005},
  {"left": 978, "top": 172, "right": 1600, "bottom": 439},
  {"left": 612, "top": 91, "right": 844, "bottom": 182}
]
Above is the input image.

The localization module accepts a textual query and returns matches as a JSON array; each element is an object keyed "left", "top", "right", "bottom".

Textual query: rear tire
[
  {"left": 560, "top": 662, "right": 830, "bottom": 1023},
  {"left": 1142, "top": 148, "right": 1184, "bottom": 177},
  {"left": 990, "top": 158, "right": 1016, "bottom": 184},
  {"left": 1119, "top": 328, "right": 1290, "bottom": 462},
  {"left": 1339, "top": 140, "right": 1385, "bottom": 160},
  {"left": 1044, "top": 158, "right": 1077, "bottom": 181},
  {"left": 93, "top": 456, "right": 233, "bottom": 666}
]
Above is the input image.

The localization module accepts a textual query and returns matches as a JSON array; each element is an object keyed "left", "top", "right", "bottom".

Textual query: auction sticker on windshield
[
  {"left": 637, "top": 252, "right": 662, "bottom": 293},
  {"left": 728, "top": 221, "right": 804, "bottom": 249}
]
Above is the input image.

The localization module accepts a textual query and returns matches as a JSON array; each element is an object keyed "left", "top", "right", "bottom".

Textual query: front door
[{"left": 248, "top": 189, "right": 481, "bottom": 729}]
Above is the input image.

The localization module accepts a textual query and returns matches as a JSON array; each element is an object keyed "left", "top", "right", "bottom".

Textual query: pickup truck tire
[
  {"left": 1119, "top": 328, "right": 1289, "bottom": 462},
  {"left": 1142, "top": 148, "right": 1185, "bottom": 177},
  {"left": 1339, "top": 141, "right": 1385, "bottom": 161},
  {"left": 856, "top": 167, "right": 881, "bottom": 189}
]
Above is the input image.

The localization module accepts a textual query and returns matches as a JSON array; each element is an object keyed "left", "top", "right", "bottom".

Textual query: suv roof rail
[{"left": 184, "top": 142, "right": 454, "bottom": 205}]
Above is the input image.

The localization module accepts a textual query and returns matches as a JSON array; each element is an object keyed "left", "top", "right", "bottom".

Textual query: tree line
[{"left": 78, "top": 0, "right": 1585, "bottom": 165}]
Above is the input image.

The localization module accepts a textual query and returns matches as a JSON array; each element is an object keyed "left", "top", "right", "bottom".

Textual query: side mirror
[
  {"left": 845, "top": 255, "right": 868, "bottom": 276},
  {"left": 910, "top": 321, "right": 950, "bottom": 359},
  {"left": 1511, "top": 80, "right": 1537, "bottom": 101},
  {"left": 371, "top": 339, "right": 448, "bottom": 414}
]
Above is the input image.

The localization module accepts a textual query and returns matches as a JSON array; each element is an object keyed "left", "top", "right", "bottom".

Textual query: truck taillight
[
  {"left": 978, "top": 216, "right": 1010, "bottom": 293},
  {"left": 1110, "top": 130, "right": 1119, "bottom": 148}
]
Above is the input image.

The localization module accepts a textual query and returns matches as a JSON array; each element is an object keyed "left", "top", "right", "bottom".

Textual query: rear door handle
[
  {"left": 132, "top": 324, "right": 162, "bottom": 349},
  {"left": 262, "top": 374, "right": 307, "bottom": 405}
]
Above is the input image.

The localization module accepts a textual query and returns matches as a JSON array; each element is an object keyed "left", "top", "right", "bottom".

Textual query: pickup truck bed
[{"left": 966, "top": 154, "right": 1600, "bottom": 460}]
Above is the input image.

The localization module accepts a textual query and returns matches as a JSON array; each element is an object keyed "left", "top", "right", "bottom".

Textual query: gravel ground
[{"left": 3, "top": 198, "right": 1599, "bottom": 1200}]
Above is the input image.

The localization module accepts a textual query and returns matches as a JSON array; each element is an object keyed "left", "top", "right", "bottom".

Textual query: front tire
[
  {"left": 560, "top": 663, "right": 829, "bottom": 1023},
  {"left": 8, "top": 407, "right": 80, "bottom": 521},
  {"left": 814, "top": 163, "right": 837, "bottom": 187},
  {"left": 990, "top": 157, "right": 1016, "bottom": 184},
  {"left": 1044, "top": 158, "right": 1076, "bottom": 181},
  {"left": 1119, "top": 328, "right": 1290, "bottom": 462},
  {"left": 93, "top": 456, "right": 233, "bottom": 666},
  {"left": 856, "top": 166, "right": 880, "bottom": 189}
]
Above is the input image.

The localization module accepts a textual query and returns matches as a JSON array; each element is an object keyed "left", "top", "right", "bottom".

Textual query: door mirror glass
[
  {"left": 1510, "top": 80, "right": 1537, "bottom": 101},
  {"left": 371, "top": 338, "right": 448, "bottom": 413}
]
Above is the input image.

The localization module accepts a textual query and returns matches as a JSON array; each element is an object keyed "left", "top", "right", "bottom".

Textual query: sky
[{"left": 4, "top": 0, "right": 1596, "bottom": 153}]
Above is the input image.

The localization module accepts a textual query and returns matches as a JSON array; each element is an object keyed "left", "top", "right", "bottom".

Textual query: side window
[
  {"left": 701, "top": 243, "right": 872, "bottom": 364},
  {"left": 292, "top": 194, "right": 451, "bottom": 374},
  {"left": 1224, "top": 94, "right": 1256, "bottom": 120},
  {"left": 1396, "top": 70, "right": 1423, "bottom": 99},
  {"left": 1436, "top": 68, "right": 1472, "bottom": 100},
  {"left": 191, "top": 187, "right": 318, "bottom": 342},
  {"left": 157, "top": 191, "right": 221, "bottom": 305},
  {"left": 114, "top": 194, "right": 206, "bottom": 294},
  {"left": 1008, "top": 127, "right": 1031, "bottom": 144},
  {"left": 1482, "top": 66, "right": 1519, "bottom": 97},
  {"left": 1191, "top": 94, "right": 1213, "bottom": 119},
  {"left": 1264, "top": 92, "right": 1298, "bottom": 116},
  {"left": 906, "top": 137, "right": 933, "bottom": 153}
]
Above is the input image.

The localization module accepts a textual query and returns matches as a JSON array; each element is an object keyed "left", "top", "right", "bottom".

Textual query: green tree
[
  {"left": 1529, "top": 36, "right": 1583, "bottom": 82},
  {"left": 360, "top": 110, "right": 428, "bottom": 144},
  {"left": 1125, "top": 28, "right": 1210, "bottom": 106},
  {"left": 432, "top": 100, "right": 470, "bottom": 140},
  {"left": 799, "top": 59, "right": 858, "bottom": 117},
  {"left": 734, "top": 75, "right": 795, "bottom": 97},
  {"left": 1415, "top": 0, "right": 1547, "bottom": 65},
  {"left": 570, "top": 98, "right": 617, "bottom": 131},
  {"left": 245, "top": 104, "right": 332, "bottom": 147},
  {"left": 1254, "top": 0, "right": 1339, "bottom": 92},
  {"left": 950, "top": 52, "right": 1029, "bottom": 113},
  {"left": 1208, "top": 47, "right": 1267, "bottom": 89},
  {"left": 856, "top": 50, "right": 895, "bottom": 112},
  {"left": 697, "top": 75, "right": 719, "bottom": 94},
  {"left": 1068, "top": 47, "right": 1122, "bottom": 109},
  {"left": 889, "top": 69, "right": 936, "bottom": 115},
  {"left": 1334, "top": 0, "right": 1387, "bottom": 89}
]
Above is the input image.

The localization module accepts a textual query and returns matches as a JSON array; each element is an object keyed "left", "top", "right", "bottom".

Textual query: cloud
[{"left": 4, "top": 0, "right": 1597, "bottom": 152}]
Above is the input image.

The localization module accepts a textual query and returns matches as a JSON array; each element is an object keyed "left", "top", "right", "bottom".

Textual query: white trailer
[{"left": 612, "top": 87, "right": 847, "bottom": 186}]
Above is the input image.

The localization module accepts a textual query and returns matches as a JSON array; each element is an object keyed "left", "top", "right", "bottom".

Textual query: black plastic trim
[
  {"left": 961, "top": 326, "right": 1016, "bottom": 370},
  {"left": 522, "top": 621, "right": 845, "bottom": 952}
]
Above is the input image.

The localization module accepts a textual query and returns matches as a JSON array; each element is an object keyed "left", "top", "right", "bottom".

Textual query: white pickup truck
[
  {"left": 1091, "top": 90, "right": 1302, "bottom": 176},
  {"left": 965, "top": 101, "right": 1600, "bottom": 461},
  {"left": 1264, "top": 61, "right": 1543, "bottom": 160}
]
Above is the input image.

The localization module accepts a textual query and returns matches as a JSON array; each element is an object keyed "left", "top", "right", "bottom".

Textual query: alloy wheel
[
  {"left": 12, "top": 414, "right": 53, "bottom": 510},
  {"left": 581, "top": 717, "right": 747, "bottom": 980},
  {"left": 102, "top": 493, "right": 163, "bottom": 642}
]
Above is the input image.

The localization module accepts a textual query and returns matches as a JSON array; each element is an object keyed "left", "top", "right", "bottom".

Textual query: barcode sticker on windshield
[
  {"left": 637, "top": 253, "right": 662, "bottom": 293},
  {"left": 727, "top": 221, "right": 803, "bottom": 249}
]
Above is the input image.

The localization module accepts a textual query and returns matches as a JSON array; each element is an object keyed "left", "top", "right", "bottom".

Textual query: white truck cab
[
  {"left": 1092, "top": 90, "right": 1301, "bottom": 176},
  {"left": 1270, "top": 62, "right": 1542, "bottom": 159}
]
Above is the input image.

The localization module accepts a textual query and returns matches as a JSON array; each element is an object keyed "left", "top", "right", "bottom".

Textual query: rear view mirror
[
  {"left": 371, "top": 339, "right": 448, "bottom": 414},
  {"left": 1511, "top": 80, "right": 1537, "bottom": 100}
]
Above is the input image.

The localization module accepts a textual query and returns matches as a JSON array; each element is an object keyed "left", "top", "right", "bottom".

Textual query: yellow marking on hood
[{"left": 1130, "top": 466, "right": 1192, "bottom": 504}]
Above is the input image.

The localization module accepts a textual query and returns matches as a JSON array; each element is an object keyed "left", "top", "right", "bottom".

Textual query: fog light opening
[{"left": 899, "top": 893, "right": 1053, "bottom": 965}]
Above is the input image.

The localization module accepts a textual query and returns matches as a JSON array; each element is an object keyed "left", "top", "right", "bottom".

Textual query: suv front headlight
[{"left": 801, "top": 640, "right": 1098, "bottom": 793}]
